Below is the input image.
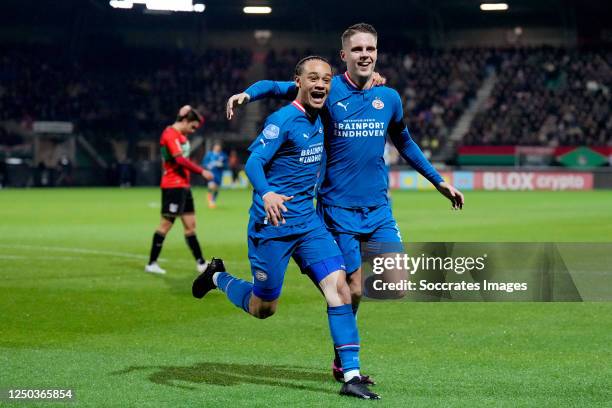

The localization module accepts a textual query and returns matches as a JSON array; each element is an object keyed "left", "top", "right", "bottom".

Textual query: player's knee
[
  {"left": 319, "top": 270, "right": 351, "bottom": 307},
  {"left": 182, "top": 221, "right": 196, "bottom": 235},
  {"left": 158, "top": 220, "right": 174, "bottom": 235}
]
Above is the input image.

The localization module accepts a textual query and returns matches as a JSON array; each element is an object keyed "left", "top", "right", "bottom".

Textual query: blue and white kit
[
  {"left": 244, "top": 100, "right": 346, "bottom": 301},
  {"left": 245, "top": 73, "right": 444, "bottom": 272}
]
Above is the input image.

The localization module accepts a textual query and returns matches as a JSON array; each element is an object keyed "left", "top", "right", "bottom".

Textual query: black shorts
[{"left": 161, "top": 188, "right": 195, "bottom": 217}]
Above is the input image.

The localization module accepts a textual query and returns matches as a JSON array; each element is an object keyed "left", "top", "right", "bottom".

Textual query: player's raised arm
[
  {"left": 244, "top": 119, "right": 293, "bottom": 226},
  {"left": 387, "top": 93, "right": 464, "bottom": 210},
  {"left": 226, "top": 80, "right": 298, "bottom": 120}
]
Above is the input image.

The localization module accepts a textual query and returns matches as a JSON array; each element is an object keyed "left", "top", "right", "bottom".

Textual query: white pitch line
[
  {"left": 0, "top": 244, "right": 251, "bottom": 266},
  {"left": 0, "top": 244, "right": 149, "bottom": 260},
  {"left": 0, "top": 255, "right": 89, "bottom": 261}
]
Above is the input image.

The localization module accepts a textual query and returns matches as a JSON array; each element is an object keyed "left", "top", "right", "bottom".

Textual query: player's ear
[
  {"left": 340, "top": 49, "right": 346, "bottom": 62},
  {"left": 294, "top": 75, "right": 301, "bottom": 89}
]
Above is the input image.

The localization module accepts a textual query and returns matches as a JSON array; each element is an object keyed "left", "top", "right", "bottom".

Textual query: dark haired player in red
[{"left": 145, "top": 105, "right": 214, "bottom": 275}]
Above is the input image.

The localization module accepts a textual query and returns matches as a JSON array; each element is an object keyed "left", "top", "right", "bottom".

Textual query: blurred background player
[
  {"left": 193, "top": 56, "right": 379, "bottom": 399},
  {"left": 145, "top": 105, "right": 214, "bottom": 275},
  {"left": 202, "top": 141, "right": 227, "bottom": 208}
]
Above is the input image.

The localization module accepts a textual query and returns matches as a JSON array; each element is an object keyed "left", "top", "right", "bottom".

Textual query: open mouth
[
  {"left": 357, "top": 61, "right": 371, "bottom": 69},
  {"left": 310, "top": 90, "right": 326, "bottom": 103}
]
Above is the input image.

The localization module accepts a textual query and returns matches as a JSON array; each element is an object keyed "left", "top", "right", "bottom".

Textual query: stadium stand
[
  {"left": 0, "top": 45, "right": 251, "bottom": 135},
  {"left": 465, "top": 47, "right": 612, "bottom": 147},
  {"left": 1, "top": 43, "right": 610, "bottom": 187}
]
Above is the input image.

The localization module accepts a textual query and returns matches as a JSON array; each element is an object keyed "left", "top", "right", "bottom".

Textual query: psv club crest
[{"left": 372, "top": 98, "right": 384, "bottom": 110}]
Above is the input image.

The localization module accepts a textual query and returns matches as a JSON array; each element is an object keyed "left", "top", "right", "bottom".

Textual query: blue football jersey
[
  {"left": 245, "top": 73, "right": 443, "bottom": 208},
  {"left": 246, "top": 101, "right": 325, "bottom": 229},
  {"left": 318, "top": 73, "right": 403, "bottom": 207}
]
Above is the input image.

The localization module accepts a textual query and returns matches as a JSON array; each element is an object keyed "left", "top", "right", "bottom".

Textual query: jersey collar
[
  {"left": 343, "top": 71, "right": 360, "bottom": 90},
  {"left": 291, "top": 99, "right": 319, "bottom": 121},
  {"left": 291, "top": 100, "right": 307, "bottom": 114}
]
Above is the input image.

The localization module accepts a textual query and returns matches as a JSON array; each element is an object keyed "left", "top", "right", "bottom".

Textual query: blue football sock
[
  {"left": 327, "top": 304, "right": 360, "bottom": 372},
  {"left": 216, "top": 272, "right": 252, "bottom": 313},
  {"left": 334, "top": 302, "right": 360, "bottom": 366}
]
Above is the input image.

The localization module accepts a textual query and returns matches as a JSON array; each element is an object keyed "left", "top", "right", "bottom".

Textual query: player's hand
[
  {"left": 201, "top": 170, "right": 214, "bottom": 181},
  {"left": 436, "top": 182, "right": 464, "bottom": 210},
  {"left": 370, "top": 71, "right": 387, "bottom": 88},
  {"left": 226, "top": 92, "right": 250, "bottom": 120},
  {"left": 262, "top": 191, "right": 294, "bottom": 226}
]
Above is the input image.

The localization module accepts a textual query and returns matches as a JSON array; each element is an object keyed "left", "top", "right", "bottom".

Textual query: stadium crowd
[
  {"left": 375, "top": 48, "right": 487, "bottom": 154},
  {"left": 263, "top": 47, "right": 612, "bottom": 151},
  {"left": 0, "top": 45, "right": 251, "bottom": 136},
  {"left": 2, "top": 44, "right": 610, "bottom": 152},
  {"left": 465, "top": 47, "right": 612, "bottom": 147}
]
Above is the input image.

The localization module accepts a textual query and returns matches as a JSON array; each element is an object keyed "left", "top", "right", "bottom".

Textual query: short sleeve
[{"left": 161, "top": 129, "right": 183, "bottom": 157}]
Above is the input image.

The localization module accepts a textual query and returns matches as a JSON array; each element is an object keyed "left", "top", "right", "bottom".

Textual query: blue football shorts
[
  {"left": 317, "top": 202, "right": 404, "bottom": 274},
  {"left": 247, "top": 224, "right": 346, "bottom": 301}
]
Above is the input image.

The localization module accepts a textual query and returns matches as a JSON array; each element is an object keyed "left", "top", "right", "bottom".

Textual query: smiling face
[
  {"left": 341, "top": 32, "right": 378, "bottom": 84},
  {"left": 295, "top": 59, "right": 332, "bottom": 110}
]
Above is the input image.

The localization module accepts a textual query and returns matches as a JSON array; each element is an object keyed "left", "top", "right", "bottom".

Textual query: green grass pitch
[{"left": 1, "top": 188, "right": 611, "bottom": 407}]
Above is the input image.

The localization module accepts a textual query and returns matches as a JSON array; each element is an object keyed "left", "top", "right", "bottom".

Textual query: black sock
[
  {"left": 148, "top": 231, "right": 166, "bottom": 264},
  {"left": 185, "top": 234, "right": 205, "bottom": 264}
]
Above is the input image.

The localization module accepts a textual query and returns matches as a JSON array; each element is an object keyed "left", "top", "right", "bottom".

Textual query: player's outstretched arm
[
  {"left": 436, "top": 182, "right": 464, "bottom": 210},
  {"left": 388, "top": 121, "right": 443, "bottom": 183},
  {"left": 389, "top": 129, "right": 464, "bottom": 209},
  {"left": 226, "top": 80, "right": 297, "bottom": 120},
  {"left": 387, "top": 92, "right": 464, "bottom": 210}
]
